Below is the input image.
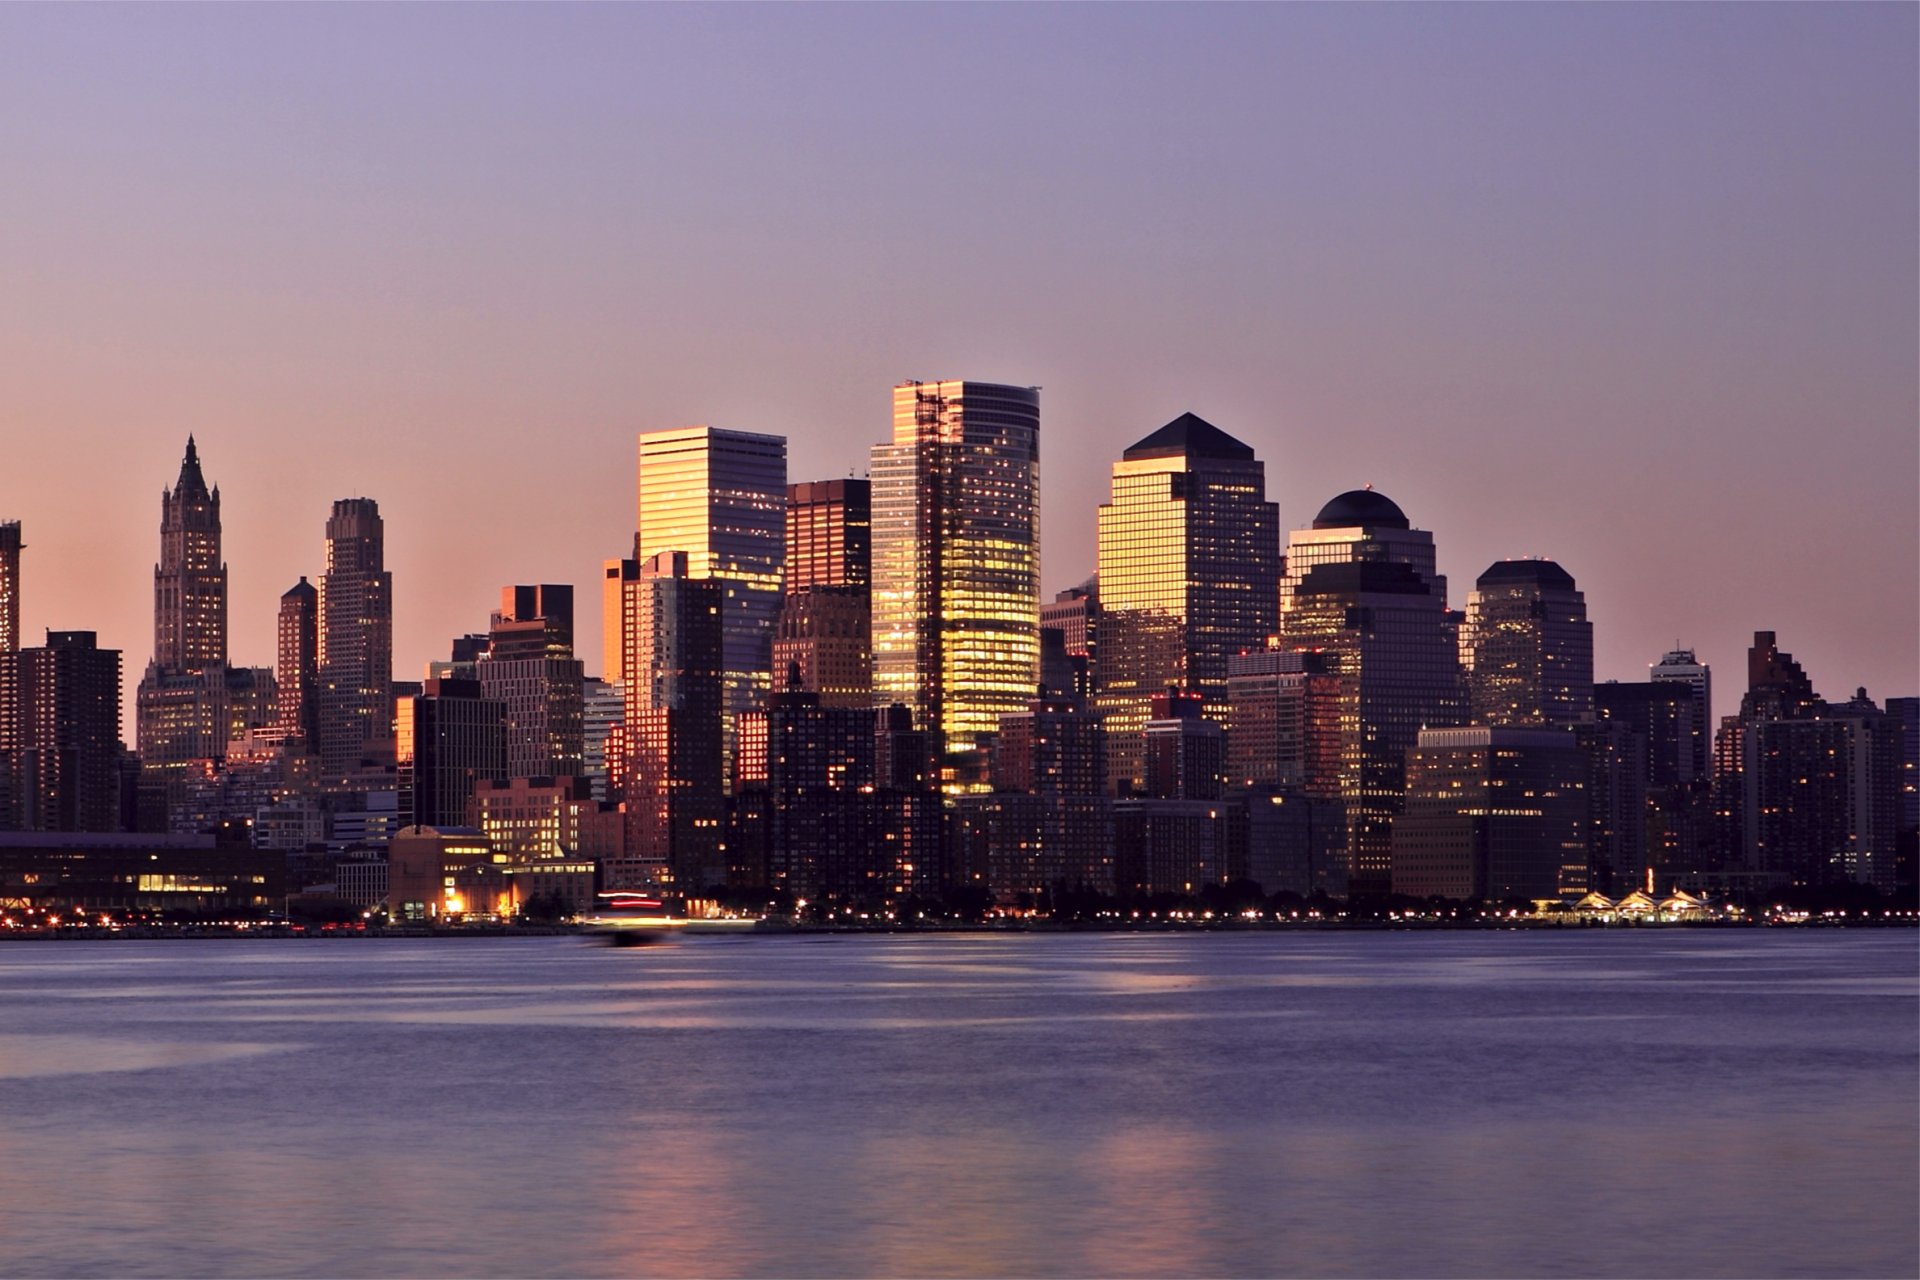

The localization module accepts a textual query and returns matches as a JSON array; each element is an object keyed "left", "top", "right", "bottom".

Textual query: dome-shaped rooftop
[{"left": 1312, "top": 488, "right": 1408, "bottom": 530}]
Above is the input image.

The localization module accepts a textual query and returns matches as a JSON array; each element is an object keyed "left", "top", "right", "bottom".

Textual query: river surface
[{"left": 0, "top": 931, "right": 1912, "bottom": 1278}]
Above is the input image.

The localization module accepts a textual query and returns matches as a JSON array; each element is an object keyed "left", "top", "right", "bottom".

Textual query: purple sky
[{"left": 3, "top": 4, "right": 1914, "bottom": 725}]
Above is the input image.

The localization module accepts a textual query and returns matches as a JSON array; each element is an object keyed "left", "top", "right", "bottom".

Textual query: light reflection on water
[{"left": 0, "top": 932, "right": 1911, "bottom": 1279}]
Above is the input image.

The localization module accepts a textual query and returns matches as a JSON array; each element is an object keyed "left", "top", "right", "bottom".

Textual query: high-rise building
[
  {"left": 476, "top": 586, "right": 584, "bottom": 781},
  {"left": 1224, "top": 649, "right": 1342, "bottom": 793},
  {"left": 0, "top": 521, "right": 20, "bottom": 830},
  {"left": 136, "top": 441, "right": 275, "bottom": 813},
  {"left": 1742, "top": 687, "right": 1903, "bottom": 891},
  {"left": 14, "top": 631, "right": 123, "bottom": 832},
  {"left": 276, "top": 577, "right": 319, "bottom": 747},
  {"left": 1143, "top": 690, "right": 1224, "bottom": 802},
  {"left": 1095, "top": 414, "right": 1280, "bottom": 704},
  {"left": 736, "top": 684, "right": 877, "bottom": 902},
  {"left": 317, "top": 498, "right": 394, "bottom": 781},
  {"left": 151, "top": 437, "right": 227, "bottom": 672},
  {"left": 785, "top": 479, "right": 870, "bottom": 593},
  {"left": 619, "top": 551, "right": 725, "bottom": 891},
  {"left": 871, "top": 380, "right": 1041, "bottom": 788},
  {"left": 581, "top": 676, "right": 624, "bottom": 803},
  {"left": 1889, "top": 696, "right": 1919, "bottom": 841},
  {"left": 1278, "top": 556, "right": 1465, "bottom": 896},
  {"left": 1392, "top": 726, "right": 1588, "bottom": 901},
  {"left": 1650, "top": 648, "right": 1712, "bottom": 780},
  {"left": 1278, "top": 488, "right": 1447, "bottom": 618},
  {"left": 1462, "top": 559, "right": 1593, "bottom": 728},
  {"left": 635, "top": 427, "right": 786, "bottom": 775},
  {"left": 395, "top": 677, "right": 506, "bottom": 830},
  {"left": 0, "top": 521, "right": 20, "bottom": 656},
  {"left": 995, "top": 694, "right": 1106, "bottom": 798},
  {"left": 775, "top": 478, "right": 873, "bottom": 713}
]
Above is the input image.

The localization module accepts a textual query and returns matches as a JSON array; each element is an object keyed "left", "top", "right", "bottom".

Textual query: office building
[
  {"left": 1224, "top": 649, "right": 1342, "bottom": 793},
  {"left": 619, "top": 551, "right": 725, "bottom": 891},
  {"left": 1278, "top": 556, "right": 1465, "bottom": 896},
  {"left": 1393, "top": 726, "right": 1588, "bottom": 901},
  {"left": 1142, "top": 690, "right": 1224, "bottom": 801},
  {"left": 317, "top": 498, "right": 394, "bottom": 780},
  {"left": 786, "top": 478, "right": 870, "bottom": 592},
  {"left": 772, "top": 586, "right": 871, "bottom": 710},
  {"left": 276, "top": 577, "right": 319, "bottom": 746},
  {"left": 1095, "top": 412, "right": 1280, "bottom": 710},
  {"left": 581, "top": 676, "right": 624, "bottom": 803},
  {"left": 737, "top": 684, "right": 876, "bottom": 902},
  {"left": 1278, "top": 488, "right": 1447, "bottom": 618},
  {"left": 1462, "top": 559, "right": 1593, "bottom": 728},
  {"left": 634, "top": 426, "right": 786, "bottom": 774},
  {"left": 395, "top": 678, "right": 506, "bottom": 830},
  {"left": 871, "top": 380, "right": 1041, "bottom": 788},
  {"left": 1650, "top": 648, "right": 1713, "bottom": 781},
  {"left": 476, "top": 586, "right": 584, "bottom": 781},
  {"left": 995, "top": 694, "right": 1106, "bottom": 798},
  {"left": 134, "top": 441, "right": 276, "bottom": 810},
  {"left": 0, "top": 521, "right": 21, "bottom": 829},
  {"left": 14, "top": 632, "right": 123, "bottom": 832}
]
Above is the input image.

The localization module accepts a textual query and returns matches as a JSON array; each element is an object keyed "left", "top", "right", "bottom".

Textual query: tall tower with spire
[
  {"left": 153, "top": 436, "right": 228, "bottom": 671},
  {"left": 136, "top": 440, "right": 275, "bottom": 826}
]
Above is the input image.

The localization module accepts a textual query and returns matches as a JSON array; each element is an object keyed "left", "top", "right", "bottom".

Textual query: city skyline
[{"left": 1, "top": 4, "right": 1913, "bottom": 727}]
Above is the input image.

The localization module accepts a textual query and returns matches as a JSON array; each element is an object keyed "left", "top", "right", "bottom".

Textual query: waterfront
[{"left": 0, "top": 933, "right": 1912, "bottom": 1278}]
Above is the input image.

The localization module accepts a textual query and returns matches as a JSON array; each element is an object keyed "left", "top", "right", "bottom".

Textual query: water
[{"left": 0, "top": 932, "right": 1912, "bottom": 1279}]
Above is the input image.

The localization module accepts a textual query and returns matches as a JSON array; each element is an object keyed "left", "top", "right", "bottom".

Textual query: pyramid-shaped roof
[
  {"left": 1122, "top": 412, "right": 1255, "bottom": 462},
  {"left": 173, "top": 436, "right": 211, "bottom": 501}
]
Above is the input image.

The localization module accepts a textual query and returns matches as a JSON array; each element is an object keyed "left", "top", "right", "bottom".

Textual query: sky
[{"left": 2, "top": 3, "right": 1914, "bottom": 729}]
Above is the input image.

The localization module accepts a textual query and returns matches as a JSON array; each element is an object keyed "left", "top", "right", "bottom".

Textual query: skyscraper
[
  {"left": 136, "top": 441, "right": 274, "bottom": 811},
  {"left": 317, "top": 498, "right": 394, "bottom": 780},
  {"left": 1393, "top": 726, "right": 1588, "bottom": 901},
  {"left": 1278, "top": 488, "right": 1447, "bottom": 618},
  {"left": 476, "top": 585, "right": 584, "bottom": 780},
  {"left": 1096, "top": 413, "right": 1280, "bottom": 703},
  {"left": 785, "top": 479, "right": 870, "bottom": 592},
  {"left": 0, "top": 522, "right": 20, "bottom": 830},
  {"left": 634, "top": 426, "right": 786, "bottom": 773},
  {"left": 1462, "top": 559, "right": 1593, "bottom": 728},
  {"left": 1650, "top": 648, "right": 1712, "bottom": 780},
  {"left": 395, "top": 677, "right": 507, "bottom": 829},
  {"left": 151, "top": 437, "right": 227, "bottom": 671},
  {"left": 871, "top": 379, "right": 1041, "bottom": 787},
  {"left": 1278, "top": 557, "right": 1465, "bottom": 896},
  {"left": 619, "top": 551, "right": 725, "bottom": 891},
  {"left": 276, "top": 577, "right": 319, "bottom": 746},
  {"left": 775, "top": 478, "right": 873, "bottom": 710},
  {"left": 14, "top": 631, "right": 122, "bottom": 832},
  {"left": 0, "top": 521, "right": 20, "bottom": 658}
]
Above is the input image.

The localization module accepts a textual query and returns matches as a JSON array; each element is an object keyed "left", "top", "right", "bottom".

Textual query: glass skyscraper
[
  {"left": 634, "top": 426, "right": 786, "bottom": 775},
  {"left": 318, "top": 497, "right": 394, "bottom": 781},
  {"left": 871, "top": 380, "right": 1040, "bottom": 788}
]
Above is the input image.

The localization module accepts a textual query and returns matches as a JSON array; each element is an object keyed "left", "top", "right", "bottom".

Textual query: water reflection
[{"left": 0, "top": 933, "right": 1909, "bottom": 1278}]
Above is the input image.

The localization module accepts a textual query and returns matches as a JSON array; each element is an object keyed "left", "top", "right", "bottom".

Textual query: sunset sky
[{"left": 3, "top": 4, "right": 1914, "bottom": 723}]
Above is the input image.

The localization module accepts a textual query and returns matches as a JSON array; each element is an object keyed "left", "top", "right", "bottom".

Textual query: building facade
[
  {"left": 317, "top": 498, "right": 394, "bottom": 781},
  {"left": 1462, "top": 559, "right": 1593, "bottom": 728},
  {"left": 871, "top": 380, "right": 1041, "bottom": 789}
]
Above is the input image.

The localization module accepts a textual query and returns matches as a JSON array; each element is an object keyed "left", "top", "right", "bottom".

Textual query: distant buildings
[
  {"left": 871, "top": 380, "right": 1040, "bottom": 789},
  {"left": 276, "top": 577, "right": 319, "bottom": 746},
  {"left": 395, "top": 677, "right": 506, "bottom": 829},
  {"left": 476, "top": 585, "right": 584, "bottom": 781},
  {"left": 1393, "top": 726, "right": 1588, "bottom": 901}
]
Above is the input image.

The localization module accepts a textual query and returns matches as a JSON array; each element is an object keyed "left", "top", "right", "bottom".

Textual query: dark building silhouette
[
  {"left": 1143, "top": 690, "right": 1223, "bottom": 801},
  {"left": 1463, "top": 559, "right": 1593, "bottom": 728},
  {"left": 317, "top": 498, "right": 394, "bottom": 781},
  {"left": 1278, "top": 556, "right": 1465, "bottom": 896},
  {"left": 1393, "top": 726, "right": 1588, "bottom": 901},
  {"left": 395, "top": 677, "right": 506, "bottom": 829},
  {"left": 0, "top": 521, "right": 20, "bottom": 830},
  {"left": 619, "top": 551, "right": 725, "bottom": 892},
  {"left": 276, "top": 577, "right": 319, "bottom": 747},
  {"left": 14, "top": 632, "right": 123, "bottom": 832}
]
